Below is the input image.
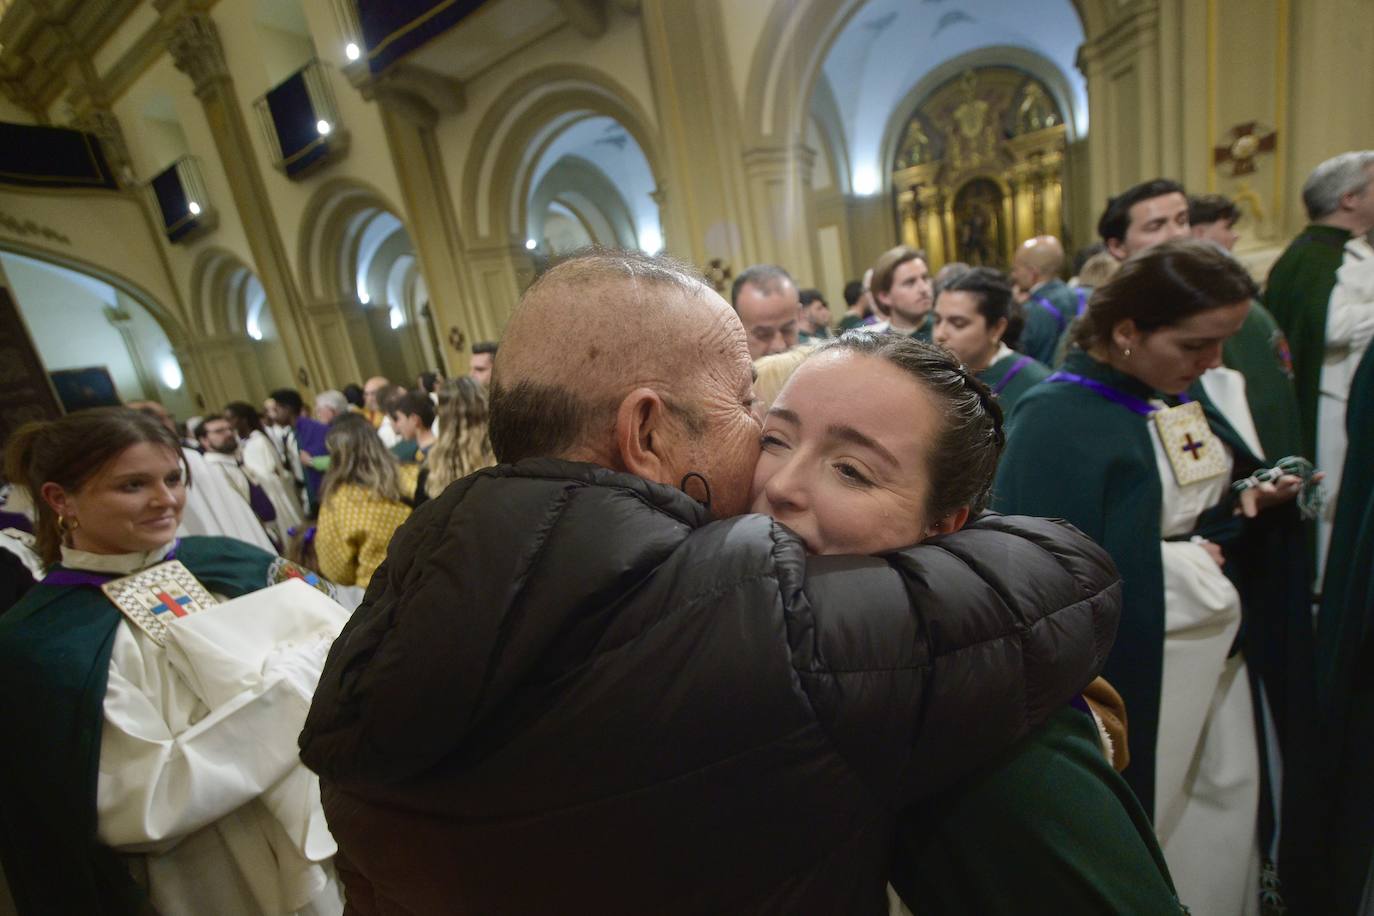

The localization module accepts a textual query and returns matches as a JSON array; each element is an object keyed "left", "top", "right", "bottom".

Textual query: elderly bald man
[
  {"left": 300, "top": 249, "right": 1120, "bottom": 915},
  {"left": 1011, "top": 235, "right": 1082, "bottom": 365}
]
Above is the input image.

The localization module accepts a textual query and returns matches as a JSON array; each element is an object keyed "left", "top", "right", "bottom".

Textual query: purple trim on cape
[
  {"left": 1045, "top": 370, "right": 1191, "bottom": 417},
  {"left": 41, "top": 540, "right": 180, "bottom": 588},
  {"left": 992, "top": 356, "right": 1035, "bottom": 396}
]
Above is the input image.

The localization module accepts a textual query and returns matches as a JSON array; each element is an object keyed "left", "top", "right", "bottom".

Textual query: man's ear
[
  {"left": 613, "top": 388, "right": 675, "bottom": 485},
  {"left": 1105, "top": 237, "right": 1129, "bottom": 262},
  {"left": 928, "top": 506, "right": 971, "bottom": 537}
]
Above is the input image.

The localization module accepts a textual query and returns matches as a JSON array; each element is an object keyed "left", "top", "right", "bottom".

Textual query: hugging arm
[{"left": 789, "top": 513, "right": 1121, "bottom": 806}]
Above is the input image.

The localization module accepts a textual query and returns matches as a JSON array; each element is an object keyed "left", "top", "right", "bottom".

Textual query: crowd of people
[{"left": 0, "top": 149, "right": 1370, "bottom": 916}]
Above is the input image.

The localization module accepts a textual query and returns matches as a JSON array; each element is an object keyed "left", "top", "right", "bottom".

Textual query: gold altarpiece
[{"left": 892, "top": 68, "right": 1068, "bottom": 270}]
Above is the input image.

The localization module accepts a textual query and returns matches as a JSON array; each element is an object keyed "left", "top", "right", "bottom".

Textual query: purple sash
[
  {"left": 1046, "top": 370, "right": 1191, "bottom": 417},
  {"left": 992, "top": 356, "right": 1035, "bottom": 396},
  {"left": 1032, "top": 296, "right": 1069, "bottom": 334},
  {"left": 41, "top": 540, "right": 181, "bottom": 588}
]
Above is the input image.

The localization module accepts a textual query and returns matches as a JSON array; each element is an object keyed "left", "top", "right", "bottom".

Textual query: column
[
  {"left": 741, "top": 144, "right": 818, "bottom": 278},
  {"left": 346, "top": 66, "right": 488, "bottom": 371},
  {"left": 640, "top": 0, "right": 757, "bottom": 268},
  {"left": 159, "top": 4, "right": 326, "bottom": 392}
]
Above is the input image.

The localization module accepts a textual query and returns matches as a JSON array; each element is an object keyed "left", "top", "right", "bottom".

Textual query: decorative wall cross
[{"left": 1214, "top": 122, "right": 1277, "bottom": 177}]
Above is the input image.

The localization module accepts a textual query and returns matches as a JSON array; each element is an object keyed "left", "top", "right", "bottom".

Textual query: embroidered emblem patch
[
  {"left": 1270, "top": 329, "right": 1294, "bottom": 379},
  {"left": 1154, "top": 400, "right": 1229, "bottom": 487},
  {"left": 101, "top": 560, "right": 218, "bottom": 646},
  {"left": 268, "top": 557, "right": 337, "bottom": 599}
]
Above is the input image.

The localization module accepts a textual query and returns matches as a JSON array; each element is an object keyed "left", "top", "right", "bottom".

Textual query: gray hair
[
  {"left": 730, "top": 264, "right": 795, "bottom": 308},
  {"left": 1302, "top": 150, "right": 1374, "bottom": 220},
  {"left": 315, "top": 389, "right": 349, "bottom": 415}
]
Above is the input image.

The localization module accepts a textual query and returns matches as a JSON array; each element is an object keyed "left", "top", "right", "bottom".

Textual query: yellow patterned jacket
[{"left": 315, "top": 464, "right": 420, "bottom": 588}]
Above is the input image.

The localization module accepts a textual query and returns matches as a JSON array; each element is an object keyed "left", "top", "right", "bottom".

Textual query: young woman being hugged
[
  {"left": 993, "top": 239, "right": 1319, "bottom": 914},
  {"left": 314, "top": 413, "right": 417, "bottom": 588},
  {"left": 0, "top": 407, "right": 345, "bottom": 915}
]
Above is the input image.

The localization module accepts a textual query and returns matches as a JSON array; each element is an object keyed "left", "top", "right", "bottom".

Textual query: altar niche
[{"left": 892, "top": 67, "right": 1068, "bottom": 271}]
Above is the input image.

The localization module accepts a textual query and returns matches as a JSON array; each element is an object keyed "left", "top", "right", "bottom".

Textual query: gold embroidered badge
[{"left": 101, "top": 560, "right": 218, "bottom": 646}]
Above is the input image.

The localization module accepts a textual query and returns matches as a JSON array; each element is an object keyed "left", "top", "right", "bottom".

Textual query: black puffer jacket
[{"left": 301, "top": 460, "right": 1120, "bottom": 915}]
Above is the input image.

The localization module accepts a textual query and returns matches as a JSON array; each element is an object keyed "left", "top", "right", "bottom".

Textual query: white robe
[
  {"left": 1317, "top": 236, "right": 1374, "bottom": 582},
  {"left": 65, "top": 543, "right": 348, "bottom": 915},
  {"left": 242, "top": 430, "right": 305, "bottom": 539},
  {"left": 178, "top": 447, "right": 276, "bottom": 553},
  {"left": 1150, "top": 414, "right": 1261, "bottom": 916}
]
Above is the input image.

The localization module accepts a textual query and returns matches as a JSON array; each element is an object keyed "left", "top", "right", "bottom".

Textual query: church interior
[
  {"left": 1, "top": 0, "right": 1370, "bottom": 418},
  {"left": 2, "top": 2, "right": 1374, "bottom": 915}
]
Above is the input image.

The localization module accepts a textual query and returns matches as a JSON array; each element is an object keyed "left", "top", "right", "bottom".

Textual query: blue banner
[
  {"left": 0, "top": 122, "right": 118, "bottom": 190},
  {"left": 357, "top": 0, "right": 490, "bottom": 74}
]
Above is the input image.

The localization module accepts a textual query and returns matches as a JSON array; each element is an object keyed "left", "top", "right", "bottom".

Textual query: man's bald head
[
  {"left": 490, "top": 249, "right": 749, "bottom": 465},
  {"left": 1011, "top": 236, "right": 1065, "bottom": 291}
]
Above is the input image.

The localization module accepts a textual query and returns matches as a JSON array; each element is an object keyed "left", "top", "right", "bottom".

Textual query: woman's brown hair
[
  {"left": 819, "top": 332, "right": 1005, "bottom": 518},
  {"left": 1072, "top": 238, "right": 1259, "bottom": 351},
  {"left": 3, "top": 407, "right": 186, "bottom": 566}
]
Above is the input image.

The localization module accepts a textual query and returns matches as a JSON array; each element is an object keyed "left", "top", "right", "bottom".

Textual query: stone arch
[
  {"left": 0, "top": 238, "right": 191, "bottom": 348},
  {"left": 459, "top": 64, "right": 663, "bottom": 247},
  {"left": 742, "top": 0, "right": 1109, "bottom": 150},
  {"left": 529, "top": 154, "right": 639, "bottom": 251},
  {"left": 296, "top": 177, "right": 409, "bottom": 305}
]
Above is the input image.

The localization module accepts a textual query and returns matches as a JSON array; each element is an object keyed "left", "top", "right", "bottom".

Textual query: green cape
[
  {"left": 1317, "top": 346, "right": 1374, "bottom": 914},
  {"left": 992, "top": 351, "right": 1321, "bottom": 907},
  {"left": 1264, "top": 224, "right": 1351, "bottom": 458},
  {"left": 976, "top": 350, "right": 1050, "bottom": 419},
  {"left": 1019, "top": 278, "right": 1080, "bottom": 366},
  {"left": 0, "top": 536, "right": 278, "bottom": 915},
  {"left": 1222, "top": 301, "right": 1304, "bottom": 462},
  {"left": 892, "top": 707, "right": 1182, "bottom": 914}
]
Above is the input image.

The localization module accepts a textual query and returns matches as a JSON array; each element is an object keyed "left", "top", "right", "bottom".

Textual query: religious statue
[
  {"left": 901, "top": 118, "right": 933, "bottom": 168},
  {"left": 1016, "top": 82, "right": 1058, "bottom": 134},
  {"left": 949, "top": 70, "right": 994, "bottom": 170}
]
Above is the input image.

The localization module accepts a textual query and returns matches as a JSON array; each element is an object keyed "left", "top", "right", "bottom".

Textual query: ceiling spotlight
[
  {"left": 188, "top": 201, "right": 201, "bottom": 215},
  {"left": 345, "top": 42, "right": 360, "bottom": 61},
  {"left": 317, "top": 120, "right": 332, "bottom": 136}
]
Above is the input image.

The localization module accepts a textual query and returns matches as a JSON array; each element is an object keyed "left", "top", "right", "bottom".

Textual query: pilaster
[
  {"left": 159, "top": 4, "right": 325, "bottom": 394},
  {"left": 640, "top": 0, "right": 756, "bottom": 270},
  {"left": 347, "top": 62, "right": 488, "bottom": 369},
  {"left": 741, "top": 143, "right": 818, "bottom": 279}
]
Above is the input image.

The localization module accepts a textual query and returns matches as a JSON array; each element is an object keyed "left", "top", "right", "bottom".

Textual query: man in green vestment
[
  {"left": 1191, "top": 193, "right": 1306, "bottom": 460},
  {"left": 871, "top": 245, "right": 935, "bottom": 340},
  {"left": 1265, "top": 150, "right": 1374, "bottom": 459},
  {"left": 1318, "top": 345, "right": 1374, "bottom": 915},
  {"left": 1012, "top": 235, "right": 1079, "bottom": 366}
]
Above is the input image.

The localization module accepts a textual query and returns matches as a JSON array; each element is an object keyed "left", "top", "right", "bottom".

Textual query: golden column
[{"left": 159, "top": 4, "right": 327, "bottom": 391}]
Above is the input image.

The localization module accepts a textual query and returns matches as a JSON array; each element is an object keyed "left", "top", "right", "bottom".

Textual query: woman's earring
[
  {"left": 1123, "top": 346, "right": 1132, "bottom": 358},
  {"left": 57, "top": 515, "right": 80, "bottom": 541}
]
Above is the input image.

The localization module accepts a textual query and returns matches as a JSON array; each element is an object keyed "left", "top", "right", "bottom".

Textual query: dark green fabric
[
  {"left": 1223, "top": 300, "right": 1305, "bottom": 462},
  {"left": 892, "top": 707, "right": 1183, "bottom": 915},
  {"left": 912, "top": 312, "right": 934, "bottom": 342},
  {"left": 390, "top": 439, "right": 420, "bottom": 463},
  {"left": 1265, "top": 224, "right": 1351, "bottom": 458},
  {"left": 1318, "top": 346, "right": 1374, "bottom": 915},
  {"left": 0, "top": 536, "right": 276, "bottom": 915},
  {"left": 798, "top": 327, "right": 831, "bottom": 343},
  {"left": 977, "top": 350, "right": 1050, "bottom": 419},
  {"left": 1020, "top": 278, "right": 1079, "bottom": 366},
  {"left": 836, "top": 314, "right": 867, "bottom": 332},
  {"left": 991, "top": 352, "right": 1320, "bottom": 908}
]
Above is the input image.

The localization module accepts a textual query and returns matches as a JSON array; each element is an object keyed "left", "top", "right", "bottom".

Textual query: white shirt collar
[{"left": 59, "top": 540, "right": 177, "bottom": 575}]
